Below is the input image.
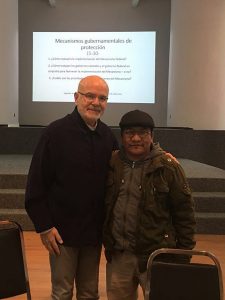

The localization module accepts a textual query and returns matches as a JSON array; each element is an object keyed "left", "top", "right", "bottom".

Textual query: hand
[
  {"left": 166, "top": 152, "right": 179, "bottom": 164},
  {"left": 40, "top": 227, "right": 63, "bottom": 256},
  {"left": 111, "top": 150, "right": 119, "bottom": 157}
]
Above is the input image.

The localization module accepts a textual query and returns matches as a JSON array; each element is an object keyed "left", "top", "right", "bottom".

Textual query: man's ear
[{"left": 74, "top": 92, "right": 78, "bottom": 103}]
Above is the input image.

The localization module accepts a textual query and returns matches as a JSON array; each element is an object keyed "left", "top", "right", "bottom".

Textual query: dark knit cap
[{"left": 119, "top": 110, "right": 155, "bottom": 130}]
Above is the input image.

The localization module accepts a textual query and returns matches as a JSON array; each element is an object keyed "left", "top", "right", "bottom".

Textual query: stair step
[
  {"left": 0, "top": 189, "right": 25, "bottom": 208},
  {"left": 0, "top": 208, "right": 34, "bottom": 230},
  {"left": 188, "top": 178, "right": 225, "bottom": 192},
  {"left": 196, "top": 212, "right": 225, "bottom": 234},
  {"left": 0, "top": 174, "right": 27, "bottom": 189},
  {"left": 193, "top": 192, "right": 225, "bottom": 213},
  {"left": 0, "top": 157, "right": 225, "bottom": 233}
]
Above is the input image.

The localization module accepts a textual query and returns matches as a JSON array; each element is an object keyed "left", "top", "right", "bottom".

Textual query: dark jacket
[
  {"left": 103, "top": 147, "right": 196, "bottom": 270},
  {"left": 25, "top": 108, "right": 118, "bottom": 246}
]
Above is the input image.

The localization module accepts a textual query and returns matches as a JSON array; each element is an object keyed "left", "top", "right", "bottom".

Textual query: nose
[
  {"left": 131, "top": 133, "right": 141, "bottom": 141},
  {"left": 91, "top": 96, "right": 100, "bottom": 105}
]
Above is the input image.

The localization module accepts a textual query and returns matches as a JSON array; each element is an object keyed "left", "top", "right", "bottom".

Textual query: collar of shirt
[{"left": 86, "top": 122, "right": 97, "bottom": 131}]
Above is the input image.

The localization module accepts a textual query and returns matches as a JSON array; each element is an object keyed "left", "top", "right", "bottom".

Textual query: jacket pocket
[
  {"left": 163, "top": 230, "right": 176, "bottom": 248},
  {"left": 153, "top": 183, "right": 169, "bottom": 193},
  {"left": 151, "top": 183, "right": 170, "bottom": 210}
]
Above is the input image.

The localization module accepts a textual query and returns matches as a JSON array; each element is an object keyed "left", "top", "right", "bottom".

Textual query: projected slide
[{"left": 33, "top": 32, "right": 156, "bottom": 103}]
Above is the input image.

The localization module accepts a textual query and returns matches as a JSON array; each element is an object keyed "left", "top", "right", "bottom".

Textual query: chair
[
  {"left": 0, "top": 220, "right": 31, "bottom": 299},
  {"left": 145, "top": 248, "right": 224, "bottom": 300}
]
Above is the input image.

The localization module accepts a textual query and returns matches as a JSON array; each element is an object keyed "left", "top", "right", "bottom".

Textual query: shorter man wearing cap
[{"left": 103, "top": 110, "right": 196, "bottom": 300}]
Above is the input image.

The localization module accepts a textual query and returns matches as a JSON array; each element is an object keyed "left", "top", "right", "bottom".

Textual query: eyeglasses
[
  {"left": 123, "top": 129, "right": 151, "bottom": 138},
  {"left": 78, "top": 92, "right": 108, "bottom": 103}
]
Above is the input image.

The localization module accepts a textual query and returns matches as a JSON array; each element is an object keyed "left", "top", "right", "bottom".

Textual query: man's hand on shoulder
[
  {"left": 165, "top": 152, "right": 179, "bottom": 164},
  {"left": 111, "top": 150, "right": 119, "bottom": 157}
]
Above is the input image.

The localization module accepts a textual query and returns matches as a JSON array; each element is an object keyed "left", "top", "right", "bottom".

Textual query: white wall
[
  {"left": 0, "top": 0, "right": 18, "bottom": 126},
  {"left": 1, "top": 0, "right": 225, "bottom": 129},
  {"left": 168, "top": 0, "right": 225, "bottom": 129}
]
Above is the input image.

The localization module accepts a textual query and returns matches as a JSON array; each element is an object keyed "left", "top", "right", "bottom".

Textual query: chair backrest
[
  {"left": 145, "top": 248, "right": 223, "bottom": 300},
  {"left": 0, "top": 220, "right": 31, "bottom": 299}
]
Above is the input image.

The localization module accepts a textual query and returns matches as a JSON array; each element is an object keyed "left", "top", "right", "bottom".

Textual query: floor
[{"left": 6, "top": 232, "right": 225, "bottom": 299}]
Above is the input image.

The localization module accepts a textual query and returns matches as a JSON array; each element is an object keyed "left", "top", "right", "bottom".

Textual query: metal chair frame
[
  {"left": 145, "top": 248, "right": 224, "bottom": 300},
  {"left": 0, "top": 220, "right": 31, "bottom": 299}
]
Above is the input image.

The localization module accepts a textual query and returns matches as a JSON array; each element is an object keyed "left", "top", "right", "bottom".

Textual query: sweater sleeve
[
  {"left": 25, "top": 130, "right": 55, "bottom": 233},
  {"left": 167, "top": 163, "right": 196, "bottom": 250}
]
